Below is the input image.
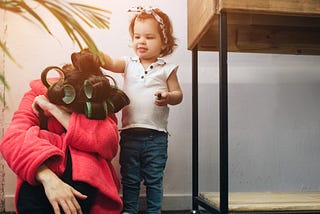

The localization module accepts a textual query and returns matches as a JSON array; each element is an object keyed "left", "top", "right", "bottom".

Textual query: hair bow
[{"left": 127, "top": 6, "right": 168, "bottom": 44}]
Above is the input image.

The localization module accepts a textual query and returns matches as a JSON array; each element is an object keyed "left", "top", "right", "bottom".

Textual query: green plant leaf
[
  {"left": 0, "top": 74, "right": 9, "bottom": 89},
  {"left": 0, "top": 0, "right": 22, "bottom": 13},
  {"left": 0, "top": 0, "right": 111, "bottom": 104},
  {"left": 0, "top": 73, "right": 9, "bottom": 105},
  {"left": 0, "top": 40, "right": 21, "bottom": 67},
  {"left": 18, "top": 0, "right": 52, "bottom": 34}
]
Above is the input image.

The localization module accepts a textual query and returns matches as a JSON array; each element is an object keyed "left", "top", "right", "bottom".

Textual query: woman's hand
[
  {"left": 32, "top": 95, "right": 71, "bottom": 129},
  {"left": 36, "top": 165, "right": 87, "bottom": 214},
  {"left": 32, "top": 95, "right": 55, "bottom": 117}
]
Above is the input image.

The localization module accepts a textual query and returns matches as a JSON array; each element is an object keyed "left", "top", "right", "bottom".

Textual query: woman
[{"left": 0, "top": 51, "right": 129, "bottom": 214}]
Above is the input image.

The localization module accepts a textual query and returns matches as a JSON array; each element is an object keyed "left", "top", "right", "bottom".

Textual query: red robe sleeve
[
  {"left": 0, "top": 89, "right": 65, "bottom": 185},
  {"left": 65, "top": 114, "right": 119, "bottom": 161}
]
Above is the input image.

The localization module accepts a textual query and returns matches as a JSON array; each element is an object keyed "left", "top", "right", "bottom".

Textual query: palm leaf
[
  {"left": 69, "top": 3, "right": 111, "bottom": 29},
  {"left": 37, "top": 0, "right": 101, "bottom": 57},
  {"left": 1, "top": 0, "right": 111, "bottom": 61},
  {"left": 0, "top": 0, "right": 111, "bottom": 104},
  {"left": 0, "top": 73, "right": 9, "bottom": 106},
  {"left": 0, "top": 74, "right": 9, "bottom": 89},
  {"left": 0, "top": 40, "right": 21, "bottom": 67},
  {"left": 0, "top": 0, "right": 22, "bottom": 13},
  {"left": 34, "top": 0, "right": 108, "bottom": 61},
  {"left": 17, "top": 0, "right": 52, "bottom": 34}
]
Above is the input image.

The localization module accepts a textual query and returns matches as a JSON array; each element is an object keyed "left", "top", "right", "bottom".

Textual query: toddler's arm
[
  {"left": 101, "top": 52, "right": 126, "bottom": 73},
  {"left": 155, "top": 68, "right": 183, "bottom": 106}
]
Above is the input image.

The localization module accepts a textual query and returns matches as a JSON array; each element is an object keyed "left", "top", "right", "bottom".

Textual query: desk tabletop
[
  {"left": 216, "top": 0, "right": 320, "bottom": 16},
  {"left": 188, "top": 0, "right": 320, "bottom": 54}
]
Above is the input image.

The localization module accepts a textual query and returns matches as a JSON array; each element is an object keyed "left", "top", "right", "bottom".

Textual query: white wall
[{"left": 2, "top": 0, "right": 320, "bottom": 212}]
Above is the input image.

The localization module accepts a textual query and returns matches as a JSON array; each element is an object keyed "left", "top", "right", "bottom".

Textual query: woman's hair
[
  {"left": 128, "top": 8, "right": 177, "bottom": 57},
  {"left": 41, "top": 51, "right": 130, "bottom": 120}
]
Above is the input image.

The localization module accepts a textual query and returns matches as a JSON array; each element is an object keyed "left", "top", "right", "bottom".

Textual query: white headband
[{"left": 127, "top": 6, "right": 168, "bottom": 44}]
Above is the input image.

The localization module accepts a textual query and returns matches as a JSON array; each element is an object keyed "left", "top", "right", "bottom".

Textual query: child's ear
[{"left": 161, "top": 44, "right": 166, "bottom": 51}]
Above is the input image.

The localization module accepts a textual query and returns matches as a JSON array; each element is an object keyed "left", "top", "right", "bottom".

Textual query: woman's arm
[
  {"left": 65, "top": 114, "right": 119, "bottom": 161},
  {"left": 32, "top": 95, "right": 119, "bottom": 160},
  {"left": 32, "top": 95, "right": 71, "bottom": 129},
  {"left": 0, "top": 90, "right": 65, "bottom": 184}
]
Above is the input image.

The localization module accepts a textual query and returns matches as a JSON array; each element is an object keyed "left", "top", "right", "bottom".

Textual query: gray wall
[
  {"left": 194, "top": 81, "right": 320, "bottom": 193},
  {"left": 179, "top": 52, "right": 320, "bottom": 196}
]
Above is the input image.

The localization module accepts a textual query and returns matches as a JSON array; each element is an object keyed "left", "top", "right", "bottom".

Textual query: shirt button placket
[{"left": 142, "top": 65, "right": 153, "bottom": 82}]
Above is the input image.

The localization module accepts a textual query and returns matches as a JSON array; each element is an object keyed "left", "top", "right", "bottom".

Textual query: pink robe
[{"left": 0, "top": 79, "right": 123, "bottom": 213}]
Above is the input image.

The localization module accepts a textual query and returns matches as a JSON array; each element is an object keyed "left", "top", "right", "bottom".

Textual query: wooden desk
[
  {"left": 188, "top": 0, "right": 320, "bottom": 213},
  {"left": 188, "top": 0, "right": 320, "bottom": 55}
]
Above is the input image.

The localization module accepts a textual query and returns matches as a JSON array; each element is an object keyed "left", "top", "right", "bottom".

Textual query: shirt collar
[{"left": 130, "top": 56, "right": 167, "bottom": 65}]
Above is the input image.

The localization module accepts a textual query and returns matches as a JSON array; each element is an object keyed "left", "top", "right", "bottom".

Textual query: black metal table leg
[
  {"left": 192, "top": 47, "right": 199, "bottom": 212},
  {"left": 219, "top": 12, "right": 229, "bottom": 214}
]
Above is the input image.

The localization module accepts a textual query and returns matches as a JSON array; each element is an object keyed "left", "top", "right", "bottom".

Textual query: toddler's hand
[{"left": 154, "top": 91, "right": 169, "bottom": 106}]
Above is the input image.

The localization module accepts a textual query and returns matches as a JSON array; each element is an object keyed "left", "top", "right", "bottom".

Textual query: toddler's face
[{"left": 132, "top": 18, "right": 166, "bottom": 63}]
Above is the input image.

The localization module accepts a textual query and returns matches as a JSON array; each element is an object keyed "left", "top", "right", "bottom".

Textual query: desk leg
[
  {"left": 219, "top": 12, "right": 229, "bottom": 214},
  {"left": 192, "top": 48, "right": 199, "bottom": 212}
]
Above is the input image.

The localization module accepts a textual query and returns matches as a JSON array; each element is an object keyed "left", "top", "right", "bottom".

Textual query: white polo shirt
[{"left": 120, "top": 56, "right": 178, "bottom": 133}]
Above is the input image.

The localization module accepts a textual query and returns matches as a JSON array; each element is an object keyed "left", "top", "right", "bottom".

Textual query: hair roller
[
  {"left": 84, "top": 76, "right": 111, "bottom": 101},
  {"left": 42, "top": 51, "right": 130, "bottom": 120},
  {"left": 84, "top": 102, "right": 93, "bottom": 118},
  {"left": 83, "top": 80, "right": 93, "bottom": 99},
  {"left": 41, "top": 66, "right": 65, "bottom": 88},
  {"left": 107, "top": 87, "right": 130, "bottom": 113},
  {"left": 71, "top": 51, "right": 102, "bottom": 76},
  {"left": 84, "top": 101, "right": 108, "bottom": 120},
  {"left": 62, "top": 84, "right": 76, "bottom": 104}
]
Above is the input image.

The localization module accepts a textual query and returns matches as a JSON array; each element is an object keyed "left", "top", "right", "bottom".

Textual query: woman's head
[
  {"left": 128, "top": 7, "right": 177, "bottom": 58},
  {"left": 42, "top": 51, "right": 130, "bottom": 120}
]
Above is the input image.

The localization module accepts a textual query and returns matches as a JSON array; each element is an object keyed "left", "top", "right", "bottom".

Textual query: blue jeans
[{"left": 120, "top": 129, "right": 168, "bottom": 214}]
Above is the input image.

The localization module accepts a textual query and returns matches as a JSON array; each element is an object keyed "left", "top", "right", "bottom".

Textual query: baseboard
[
  {"left": 4, "top": 195, "right": 14, "bottom": 212},
  {"left": 139, "top": 194, "right": 192, "bottom": 211},
  {"left": 5, "top": 194, "right": 192, "bottom": 212}
]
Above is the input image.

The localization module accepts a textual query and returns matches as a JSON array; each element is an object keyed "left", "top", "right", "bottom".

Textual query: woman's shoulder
[{"left": 29, "top": 79, "right": 47, "bottom": 95}]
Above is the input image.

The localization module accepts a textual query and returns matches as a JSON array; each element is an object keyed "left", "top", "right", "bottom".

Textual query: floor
[
  {"left": 139, "top": 212, "right": 191, "bottom": 214},
  {"left": 139, "top": 211, "right": 209, "bottom": 214},
  {"left": 2, "top": 212, "right": 202, "bottom": 214},
  {"left": 140, "top": 212, "right": 190, "bottom": 214},
  {"left": 2, "top": 211, "right": 209, "bottom": 214}
]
